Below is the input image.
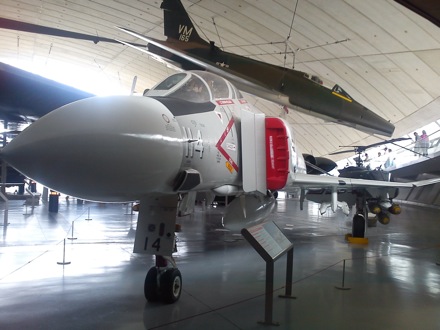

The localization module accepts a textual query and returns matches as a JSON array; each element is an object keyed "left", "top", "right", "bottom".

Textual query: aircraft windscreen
[
  {"left": 146, "top": 71, "right": 239, "bottom": 103},
  {"left": 196, "top": 72, "right": 230, "bottom": 99},
  {"left": 168, "top": 75, "right": 210, "bottom": 103},
  {"left": 154, "top": 73, "right": 187, "bottom": 90},
  {"left": 303, "top": 72, "right": 353, "bottom": 101}
]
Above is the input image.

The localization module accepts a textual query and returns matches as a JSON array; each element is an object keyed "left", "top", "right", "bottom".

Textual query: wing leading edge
[{"left": 289, "top": 172, "right": 440, "bottom": 190}]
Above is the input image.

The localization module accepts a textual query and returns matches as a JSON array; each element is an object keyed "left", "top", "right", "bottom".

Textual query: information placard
[{"left": 241, "top": 221, "right": 292, "bottom": 262}]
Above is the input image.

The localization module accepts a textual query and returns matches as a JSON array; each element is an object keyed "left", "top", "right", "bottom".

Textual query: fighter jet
[
  {"left": 0, "top": 1, "right": 393, "bottom": 136},
  {"left": 117, "top": 0, "right": 394, "bottom": 137},
  {"left": 2, "top": 71, "right": 438, "bottom": 304}
]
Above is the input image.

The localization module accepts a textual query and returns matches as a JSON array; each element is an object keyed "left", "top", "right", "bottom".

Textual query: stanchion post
[
  {"left": 125, "top": 202, "right": 135, "bottom": 215},
  {"left": 57, "top": 239, "right": 71, "bottom": 265},
  {"left": 85, "top": 207, "right": 92, "bottom": 221},
  {"left": 0, "top": 191, "right": 9, "bottom": 227},
  {"left": 335, "top": 259, "right": 351, "bottom": 290},
  {"left": 68, "top": 221, "right": 77, "bottom": 240}
]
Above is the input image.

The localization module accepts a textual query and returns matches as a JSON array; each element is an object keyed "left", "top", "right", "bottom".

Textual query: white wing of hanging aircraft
[
  {"left": 116, "top": 28, "right": 278, "bottom": 103},
  {"left": 2, "top": 70, "right": 439, "bottom": 304}
]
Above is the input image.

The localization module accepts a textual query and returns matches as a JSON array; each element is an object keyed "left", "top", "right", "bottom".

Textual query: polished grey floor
[{"left": 1, "top": 196, "right": 440, "bottom": 329}]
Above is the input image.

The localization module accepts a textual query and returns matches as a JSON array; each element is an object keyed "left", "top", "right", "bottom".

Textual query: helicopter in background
[
  {"left": 305, "top": 137, "right": 412, "bottom": 233},
  {"left": 331, "top": 137, "right": 412, "bottom": 180}
]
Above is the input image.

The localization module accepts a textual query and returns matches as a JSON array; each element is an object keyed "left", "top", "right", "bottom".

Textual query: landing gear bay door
[{"left": 134, "top": 195, "right": 177, "bottom": 256}]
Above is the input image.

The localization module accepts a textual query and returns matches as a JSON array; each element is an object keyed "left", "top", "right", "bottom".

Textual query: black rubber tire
[
  {"left": 144, "top": 267, "right": 159, "bottom": 302},
  {"left": 352, "top": 214, "right": 365, "bottom": 238},
  {"left": 160, "top": 268, "right": 182, "bottom": 304}
]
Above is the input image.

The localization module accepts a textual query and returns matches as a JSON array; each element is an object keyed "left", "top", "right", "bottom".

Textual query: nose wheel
[
  {"left": 144, "top": 267, "right": 159, "bottom": 302},
  {"left": 160, "top": 268, "right": 182, "bottom": 304},
  {"left": 144, "top": 255, "right": 182, "bottom": 304}
]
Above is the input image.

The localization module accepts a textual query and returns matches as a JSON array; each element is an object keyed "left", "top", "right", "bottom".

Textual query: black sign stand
[{"left": 241, "top": 221, "right": 295, "bottom": 326}]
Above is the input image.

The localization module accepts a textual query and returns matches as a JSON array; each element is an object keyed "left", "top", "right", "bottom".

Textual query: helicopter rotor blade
[{"left": 330, "top": 137, "right": 412, "bottom": 156}]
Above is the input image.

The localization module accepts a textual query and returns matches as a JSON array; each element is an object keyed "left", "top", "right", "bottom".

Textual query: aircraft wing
[
  {"left": 118, "top": 28, "right": 217, "bottom": 69},
  {"left": 282, "top": 173, "right": 440, "bottom": 195},
  {"left": 0, "top": 62, "right": 93, "bottom": 123},
  {"left": 394, "top": 0, "right": 440, "bottom": 28},
  {"left": 117, "top": 27, "right": 285, "bottom": 102},
  {"left": 115, "top": 38, "right": 191, "bottom": 71},
  {"left": 284, "top": 171, "right": 440, "bottom": 225},
  {"left": 289, "top": 172, "right": 440, "bottom": 190}
]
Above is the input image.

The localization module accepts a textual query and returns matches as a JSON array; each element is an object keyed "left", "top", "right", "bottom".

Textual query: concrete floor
[{"left": 1, "top": 196, "right": 440, "bottom": 329}]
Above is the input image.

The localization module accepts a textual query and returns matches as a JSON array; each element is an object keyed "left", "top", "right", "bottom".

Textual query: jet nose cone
[{"left": 3, "top": 96, "right": 184, "bottom": 201}]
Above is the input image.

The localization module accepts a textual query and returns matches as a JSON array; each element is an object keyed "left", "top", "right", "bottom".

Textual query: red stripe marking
[{"left": 216, "top": 118, "right": 239, "bottom": 172}]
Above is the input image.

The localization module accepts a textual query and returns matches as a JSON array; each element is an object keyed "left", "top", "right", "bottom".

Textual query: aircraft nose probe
[{"left": 1, "top": 95, "right": 185, "bottom": 202}]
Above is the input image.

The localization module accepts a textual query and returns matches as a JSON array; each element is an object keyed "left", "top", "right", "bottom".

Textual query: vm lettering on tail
[{"left": 178, "top": 24, "right": 193, "bottom": 42}]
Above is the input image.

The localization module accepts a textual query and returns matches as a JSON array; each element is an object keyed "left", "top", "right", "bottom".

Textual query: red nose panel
[{"left": 265, "top": 118, "right": 289, "bottom": 190}]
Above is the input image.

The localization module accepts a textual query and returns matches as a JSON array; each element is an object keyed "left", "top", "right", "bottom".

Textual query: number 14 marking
[{"left": 144, "top": 237, "right": 161, "bottom": 252}]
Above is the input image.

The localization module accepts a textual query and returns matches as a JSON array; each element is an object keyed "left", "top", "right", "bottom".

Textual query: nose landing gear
[{"left": 144, "top": 255, "right": 182, "bottom": 304}]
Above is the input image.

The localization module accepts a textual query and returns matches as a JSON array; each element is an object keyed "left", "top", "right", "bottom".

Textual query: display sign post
[{"left": 241, "top": 221, "right": 295, "bottom": 326}]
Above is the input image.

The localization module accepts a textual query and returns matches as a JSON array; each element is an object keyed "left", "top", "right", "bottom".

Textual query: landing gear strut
[
  {"left": 144, "top": 255, "right": 182, "bottom": 304},
  {"left": 134, "top": 195, "right": 182, "bottom": 304}
]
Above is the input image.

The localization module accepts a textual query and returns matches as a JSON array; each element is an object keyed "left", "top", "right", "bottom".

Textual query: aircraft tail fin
[{"left": 161, "top": 0, "right": 207, "bottom": 45}]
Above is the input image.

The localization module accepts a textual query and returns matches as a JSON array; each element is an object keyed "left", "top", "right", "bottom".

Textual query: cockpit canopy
[
  {"left": 303, "top": 72, "right": 353, "bottom": 101},
  {"left": 144, "top": 71, "right": 243, "bottom": 103}
]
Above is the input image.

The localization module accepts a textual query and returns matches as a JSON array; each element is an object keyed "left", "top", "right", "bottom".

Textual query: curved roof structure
[{"left": 0, "top": 0, "right": 439, "bottom": 161}]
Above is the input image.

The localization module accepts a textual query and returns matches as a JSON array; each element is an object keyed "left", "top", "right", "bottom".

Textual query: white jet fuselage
[
  {"left": 3, "top": 70, "right": 440, "bottom": 232},
  {"left": 3, "top": 71, "right": 304, "bottom": 202}
]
